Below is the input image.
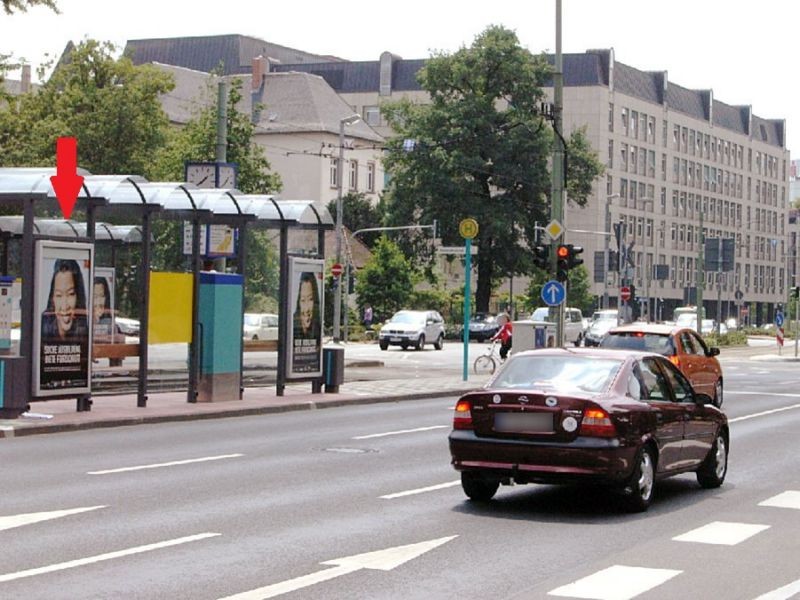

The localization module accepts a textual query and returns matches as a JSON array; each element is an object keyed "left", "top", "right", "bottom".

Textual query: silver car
[{"left": 379, "top": 310, "right": 445, "bottom": 351}]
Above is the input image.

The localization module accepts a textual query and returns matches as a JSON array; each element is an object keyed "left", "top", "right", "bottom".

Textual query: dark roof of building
[
  {"left": 125, "top": 34, "right": 339, "bottom": 76},
  {"left": 272, "top": 58, "right": 427, "bottom": 93}
]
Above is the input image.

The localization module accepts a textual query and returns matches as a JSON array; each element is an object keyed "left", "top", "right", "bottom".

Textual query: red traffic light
[{"left": 557, "top": 245, "right": 570, "bottom": 259}]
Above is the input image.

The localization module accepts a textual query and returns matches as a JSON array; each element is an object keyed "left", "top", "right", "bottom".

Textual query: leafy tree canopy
[
  {"left": 326, "top": 192, "right": 384, "bottom": 249},
  {"left": 381, "top": 25, "right": 604, "bottom": 312},
  {"left": 354, "top": 236, "right": 415, "bottom": 320},
  {"left": 2, "top": 0, "right": 57, "bottom": 14}
]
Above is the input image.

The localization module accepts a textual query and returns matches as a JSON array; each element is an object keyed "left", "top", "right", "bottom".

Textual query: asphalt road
[{"left": 1, "top": 352, "right": 800, "bottom": 599}]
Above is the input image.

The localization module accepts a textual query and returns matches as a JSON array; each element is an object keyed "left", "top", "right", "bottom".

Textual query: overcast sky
[{"left": 2, "top": 0, "right": 797, "bottom": 152}]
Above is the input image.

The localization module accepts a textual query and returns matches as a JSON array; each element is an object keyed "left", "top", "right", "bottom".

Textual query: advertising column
[
  {"left": 33, "top": 240, "right": 94, "bottom": 397},
  {"left": 286, "top": 257, "right": 324, "bottom": 379}
]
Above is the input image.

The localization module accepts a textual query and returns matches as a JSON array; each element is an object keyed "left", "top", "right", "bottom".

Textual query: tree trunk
[{"left": 475, "top": 245, "right": 494, "bottom": 313}]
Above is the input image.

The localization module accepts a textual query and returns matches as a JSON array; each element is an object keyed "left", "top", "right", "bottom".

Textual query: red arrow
[{"left": 49, "top": 137, "right": 84, "bottom": 219}]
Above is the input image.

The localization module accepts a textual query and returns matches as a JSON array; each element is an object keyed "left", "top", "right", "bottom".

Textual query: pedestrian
[
  {"left": 491, "top": 313, "right": 513, "bottom": 360},
  {"left": 363, "top": 304, "right": 373, "bottom": 328}
]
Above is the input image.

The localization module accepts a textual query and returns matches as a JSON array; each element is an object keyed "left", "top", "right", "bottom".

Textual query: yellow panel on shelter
[{"left": 148, "top": 272, "right": 193, "bottom": 344}]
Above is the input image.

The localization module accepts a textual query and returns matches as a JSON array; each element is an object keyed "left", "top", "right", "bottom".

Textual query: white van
[{"left": 530, "top": 307, "right": 584, "bottom": 346}]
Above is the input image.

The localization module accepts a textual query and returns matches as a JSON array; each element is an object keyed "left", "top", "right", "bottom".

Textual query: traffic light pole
[{"left": 550, "top": 0, "right": 565, "bottom": 346}]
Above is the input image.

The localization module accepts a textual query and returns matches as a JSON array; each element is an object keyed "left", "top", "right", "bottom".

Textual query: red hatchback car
[
  {"left": 449, "top": 348, "right": 728, "bottom": 511},
  {"left": 600, "top": 323, "right": 723, "bottom": 407}
]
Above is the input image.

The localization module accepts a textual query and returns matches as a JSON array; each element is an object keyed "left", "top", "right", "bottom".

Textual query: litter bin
[
  {"left": 322, "top": 346, "right": 344, "bottom": 393},
  {"left": 0, "top": 356, "right": 29, "bottom": 418}
]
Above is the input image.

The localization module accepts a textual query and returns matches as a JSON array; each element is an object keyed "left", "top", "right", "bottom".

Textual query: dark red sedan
[{"left": 449, "top": 348, "right": 728, "bottom": 511}]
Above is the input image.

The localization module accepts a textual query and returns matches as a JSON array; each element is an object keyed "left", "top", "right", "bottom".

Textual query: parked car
[
  {"left": 449, "top": 347, "right": 728, "bottom": 511},
  {"left": 599, "top": 323, "right": 723, "bottom": 406},
  {"left": 468, "top": 313, "right": 501, "bottom": 342},
  {"left": 379, "top": 310, "right": 445, "bottom": 351},
  {"left": 583, "top": 309, "right": 620, "bottom": 347},
  {"left": 243, "top": 312, "right": 279, "bottom": 341},
  {"left": 115, "top": 317, "right": 140, "bottom": 337},
  {"left": 530, "top": 307, "right": 584, "bottom": 346}
]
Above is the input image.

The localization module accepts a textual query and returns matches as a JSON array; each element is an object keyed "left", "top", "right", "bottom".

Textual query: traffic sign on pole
[
  {"left": 620, "top": 286, "right": 631, "bottom": 302},
  {"left": 541, "top": 280, "right": 566, "bottom": 307},
  {"left": 331, "top": 263, "right": 344, "bottom": 277}
]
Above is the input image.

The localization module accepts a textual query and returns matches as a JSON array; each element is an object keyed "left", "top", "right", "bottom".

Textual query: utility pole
[
  {"left": 696, "top": 208, "right": 704, "bottom": 334},
  {"left": 550, "top": 0, "right": 565, "bottom": 346}
]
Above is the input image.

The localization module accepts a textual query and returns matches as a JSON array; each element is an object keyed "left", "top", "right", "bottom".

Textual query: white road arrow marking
[
  {"left": 217, "top": 535, "right": 457, "bottom": 600},
  {"left": 87, "top": 453, "right": 243, "bottom": 475},
  {"left": 0, "top": 533, "right": 219, "bottom": 583},
  {"left": 0, "top": 505, "right": 106, "bottom": 532}
]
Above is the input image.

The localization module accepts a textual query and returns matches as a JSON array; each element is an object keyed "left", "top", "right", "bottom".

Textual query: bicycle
[{"left": 473, "top": 339, "right": 501, "bottom": 375}]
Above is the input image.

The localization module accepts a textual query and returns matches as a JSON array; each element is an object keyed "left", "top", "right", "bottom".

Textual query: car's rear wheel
[
  {"left": 434, "top": 334, "right": 444, "bottom": 350},
  {"left": 379, "top": 340, "right": 389, "bottom": 351},
  {"left": 624, "top": 446, "right": 655, "bottom": 512},
  {"left": 697, "top": 432, "right": 727, "bottom": 488},
  {"left": 713, "top": 379, "right": 723, "bottom": 408},
  {"left": 460, "top": 472, "right": 499, "bottom": 502},
  {"left": 574, "top": 333, "right": 582, "bottom": 347},
  {"left": 415, "top": 334, "right": 425, "bottom": 351}
]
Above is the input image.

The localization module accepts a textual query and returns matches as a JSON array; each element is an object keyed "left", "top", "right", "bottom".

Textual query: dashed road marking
[
  {"left": 353, "top": 426, "right": 448, "bottom": 440},
  {"left": 380, "top": 480, "right": 460, "bottom": 499},
  {"left": 0, "top": 506, "right": 106, "bottom": 532},
  {"left": 729, "top": 403, "right": 800, "bottom": 423},
  {"left": 672, "top": 521, "right": 770, "bottom": 545},
  {"left": 87, "top": 453, "right": 243, "bottom": 475},
  {"left": 548, "top": 565, "right": 682, "bottom": 600},
  {"left": 752, "top": 577, "right": 800, "bottom": 599},
  {"left": 759, "top": 491, "right": 800, "bottom": 510}
]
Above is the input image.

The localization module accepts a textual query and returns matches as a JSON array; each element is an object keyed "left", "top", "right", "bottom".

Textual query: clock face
[
  {"left": 186, "top": 164, "right": 215, "bottom": 188},
  {"left": 218, "top": 165, "right": 237, "bottom": 188}
]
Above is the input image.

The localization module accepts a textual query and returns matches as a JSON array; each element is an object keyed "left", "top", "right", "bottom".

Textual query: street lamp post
[
  {"left": 333, "top": 114, "right": 361, "bottom": 343},
  {"left": 603, "top": 193, "right": 620, "bottom": 309}
]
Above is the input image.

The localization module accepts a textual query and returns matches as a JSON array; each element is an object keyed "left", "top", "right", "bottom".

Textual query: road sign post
[
  {"left": 331, "top": 263, "right": 343, "bottom": 278},
  {"left": 459, "top": 219, "right": 478, "bottom": 381}
]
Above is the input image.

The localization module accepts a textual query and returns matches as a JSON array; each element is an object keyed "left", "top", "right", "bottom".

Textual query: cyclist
[{"left": 490, "top": 313, "right": 513, "bottom": 360}]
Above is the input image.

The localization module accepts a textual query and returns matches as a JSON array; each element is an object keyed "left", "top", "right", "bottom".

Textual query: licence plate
[
  {"left": 493, "top": 412, "right": 554, "bottom": 433},
  {"left": 389, "top": 337, "right": 402, "bottom": 342}
]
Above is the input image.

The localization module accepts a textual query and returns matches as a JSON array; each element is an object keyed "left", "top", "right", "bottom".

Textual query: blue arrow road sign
[
  {"left": 776, "top": 312, "right": 784, "bottom": 327},
  {"left": 541, "top": 280, "right": 566, "bottom": 307}
]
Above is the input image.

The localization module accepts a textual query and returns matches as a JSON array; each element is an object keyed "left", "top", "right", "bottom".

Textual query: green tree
[
  {"left": 354, "top": 236, "right": 415, "bottom": 320},
  {"left": 2, "top": 0, "right": 57, "bottom": 14},
  {"left": 326, "top": 192, "right": 384, "bottom": 248},
  {"left": 381, "top": 25, "right": 604, "bottom": 312},
  {"left": 0, "top": 40, "right": 175, "bottom": 173},
  {"left": 524, "top": 265, "right": 593, "bottom": 315}
]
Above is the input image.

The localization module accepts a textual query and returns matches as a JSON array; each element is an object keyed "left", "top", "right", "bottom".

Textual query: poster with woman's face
[
  {"left": 92, "top": 267, "right": 115, "bottom": 344},
  {"left": 33, "top": 240, "right": 94, "bottom": 397},
  {"left": 287, "top": 257, "right": 323, "bottom": 379}
]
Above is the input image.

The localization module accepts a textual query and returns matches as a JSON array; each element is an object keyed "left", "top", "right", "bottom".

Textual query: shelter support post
[
  {"left": 277, "top": 225, "right": 288, "bottom": 397},
  {"left": 137, "top": 210, "right": 153, "bottom": 408},
  {"left": 187, "top": 217, "right": 202, "bottom": 403}
]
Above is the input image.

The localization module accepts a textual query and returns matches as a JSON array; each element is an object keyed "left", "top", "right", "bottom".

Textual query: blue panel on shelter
[{"left": 199, "top": 272, "right": 243, "bottom": 374}]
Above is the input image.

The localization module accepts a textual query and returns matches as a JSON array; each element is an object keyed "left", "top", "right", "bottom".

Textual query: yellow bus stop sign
[{"left": 459, "top": 218, "right": 479, "bottom": 240}]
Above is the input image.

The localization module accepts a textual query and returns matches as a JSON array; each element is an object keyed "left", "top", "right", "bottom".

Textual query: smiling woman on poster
[{"left": 291, "top": 270, "right": 322, "bottom": 374}]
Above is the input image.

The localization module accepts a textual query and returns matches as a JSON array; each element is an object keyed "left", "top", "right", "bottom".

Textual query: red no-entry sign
[
  {"left": 620, "top": 286, "right": 631, "bottom": 302},
  {"left": 331, "top": 263, "right": 344, "bottom": 277}
]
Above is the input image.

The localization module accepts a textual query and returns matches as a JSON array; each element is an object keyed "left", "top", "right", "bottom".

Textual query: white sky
[{"left": 2, "top": 0, "right": 797, "bottom": 152}]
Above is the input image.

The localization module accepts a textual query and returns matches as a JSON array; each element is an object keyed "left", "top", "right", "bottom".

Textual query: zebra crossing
[{"left": 548, "top": 490, "right": 800, "bottom": 600}]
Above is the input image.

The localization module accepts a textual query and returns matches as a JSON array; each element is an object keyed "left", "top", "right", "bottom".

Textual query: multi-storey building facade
[{"left": 276, "top": 49, "right": 790, "bottom": 323}]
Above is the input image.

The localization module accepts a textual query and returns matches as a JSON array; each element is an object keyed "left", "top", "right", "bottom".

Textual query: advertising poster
[
  {"left": 33, "top": 240, "right": 94, "bottom": 397},
  {"left": 92, "top": 267, "right": 116, "bottom": 344},
  {"left": 286, "top": 257, "right": 324, "bottom": 379}
]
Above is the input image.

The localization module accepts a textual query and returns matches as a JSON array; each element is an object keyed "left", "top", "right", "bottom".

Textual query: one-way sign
[{"left": 541, "top": 280, "right": 566, "bottom": 306}]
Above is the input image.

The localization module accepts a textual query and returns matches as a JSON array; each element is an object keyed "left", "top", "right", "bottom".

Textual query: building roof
[
  {"left": 152, "top": 63, "right": 382, "bottom": 142},
  {"left": 125, "top": 34, "right": 341, "bottom": 76}
]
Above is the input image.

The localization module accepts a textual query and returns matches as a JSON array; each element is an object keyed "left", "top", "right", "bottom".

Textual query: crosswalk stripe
[
  {"left": 759, "top": 491, "right": 800, "bottom": 510},
  {"left": 672, "top": 521, "right": 770, "bottom": 545},
  {"left": 548, "top": 565, "right": 681, "bottom": 600}
]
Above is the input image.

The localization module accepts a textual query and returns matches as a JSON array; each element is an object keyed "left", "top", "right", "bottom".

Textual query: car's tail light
[
  {"left": 453, "top": 399, "right": 473, "bottom": 430},
  {"left": 579, "top": 407, "right": 617, "bottom": 438},
  {"left": 668, "top": 354, "right": 680, "bottom": 369}
]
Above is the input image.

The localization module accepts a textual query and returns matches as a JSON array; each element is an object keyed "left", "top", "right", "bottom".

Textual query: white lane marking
[
  {"left": 672, "top": 521, "right": 770, "bottom": 545},
  {"left": 87, "top": 453, "right": 243, "bottom": 475},
  {"left": 729, "top": 403, "right": 800, "bottom": 423},
  {"left": 753, "top": 577, "right": 800, "bottom": 599},
  {"left": 217, "top": 536, "right": 458, "bottom": 600},
  {"left": 548, "top": 565, "right": 682, "bottom": 600},
  {"left": 727, "top": 391, "right": 800, "bottom": 397},
  {"left": 759, "top": 491, "right": 800, "bottom": 510},
  {"left": 0, "top": 533, "right": 220, "bottom": 583},
  {"left": 380, "top": 480, "right": 460, "bottom": 499},
  {"left": 0, "top": 506, "right": 106, "bottom": 532},
  {"left": 353, "top": 426, "right": 448, "bottom": 440}
]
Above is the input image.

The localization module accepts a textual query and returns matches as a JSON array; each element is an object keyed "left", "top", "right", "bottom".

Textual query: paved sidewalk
[{"left": 0, "top": 374, "right": 490, "bottom": 439}]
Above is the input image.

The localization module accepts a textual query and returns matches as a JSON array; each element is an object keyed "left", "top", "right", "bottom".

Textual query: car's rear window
[
  {"left": 600, "top": 332, "right": 675, "bottom": 355},
  {"left": 492, "top": 356, "right": 622, "bottom": 394}
]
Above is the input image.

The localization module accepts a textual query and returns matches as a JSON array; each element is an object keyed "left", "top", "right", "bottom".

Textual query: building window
[
  {"left": 609, "top": 103, "right": 614, "bottom": 132},
  {"left": 330, "top": 158, "right": 338, "bottom": 188},
  {"left": 621, "top": 107, "right": 629, "bottom": 135},
  {"left": 608, "top": 140, "right": 614, "bottom": 168},
  {"left": 367, "top": 162, "right": 376, "bottom": 192},
  {"left": 348, "top": 160, "right": 358, "bottom": 191},
  {"left": 363, "top": 105, "right": 381, "bottom": 126}
]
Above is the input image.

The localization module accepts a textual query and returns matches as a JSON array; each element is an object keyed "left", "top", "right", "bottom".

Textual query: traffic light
[
  {"left": 533, "top": 244, "right": 549, "bottom": 270},
  {"left": 556, "top": 244, "right": 570, "bottom": 282},
  {"left": 556, "top": 244, "right": 585, "bottom": 282},
  {"left": 792, "top": 286, "right": 800, "bottom": 299}
]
